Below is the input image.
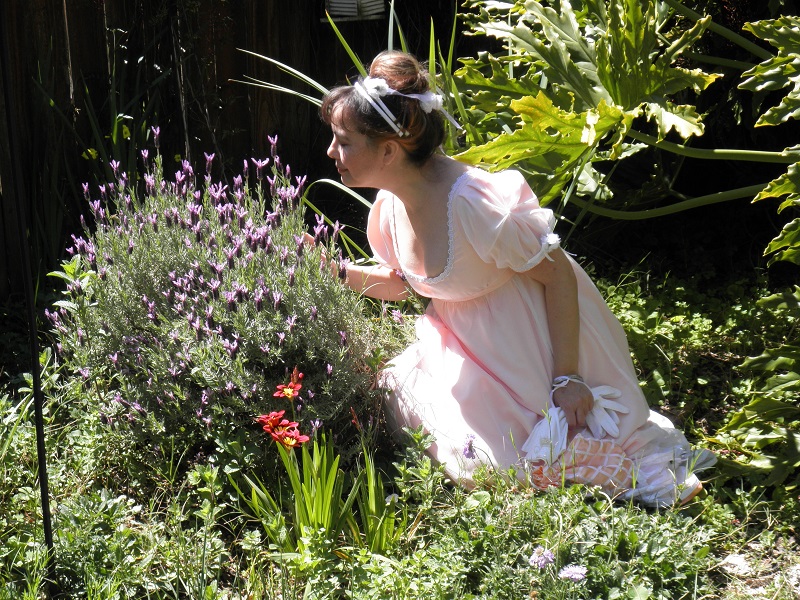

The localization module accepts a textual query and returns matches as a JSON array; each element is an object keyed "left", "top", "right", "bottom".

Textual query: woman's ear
[{"left": 381, "top": 139, "right": 402, "bottom": 167}]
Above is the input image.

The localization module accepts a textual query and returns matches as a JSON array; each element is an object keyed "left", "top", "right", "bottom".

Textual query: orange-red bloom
[
  {"left": 274, "top": 427, "right": 310, "bottom": 450},
  {"left": 273, "top": 381, "right": 302, "bottom": 399},
  {"left": 256, "top": 409, "right": 309, "bottom": 450},
  {"left": 256, "top": 410, "right": 287, "bottom": 432},
  {"left": 273, "top": 366, "right": 303, "bottom": 399}
]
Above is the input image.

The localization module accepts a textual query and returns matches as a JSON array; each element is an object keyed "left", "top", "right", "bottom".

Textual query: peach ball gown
[{"left": 368, "top": 168, "right": 712, "bottom": 507}]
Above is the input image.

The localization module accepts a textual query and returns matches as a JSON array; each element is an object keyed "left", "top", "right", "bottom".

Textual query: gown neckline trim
[{"left": 390, "top": 168, "right": 478, "bottom": 283}]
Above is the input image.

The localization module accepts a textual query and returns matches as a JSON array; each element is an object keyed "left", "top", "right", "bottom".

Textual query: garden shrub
[{"left": 44, "top": 135, "right": 410, "bottom": 494}]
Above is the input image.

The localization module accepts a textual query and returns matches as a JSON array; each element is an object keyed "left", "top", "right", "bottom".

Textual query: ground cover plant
[
  {"left": 2, "top": 145, "right": 799, "bottom": 598},
  {"left": 2, "top": 0, "right": 800, "bottom": 598}
]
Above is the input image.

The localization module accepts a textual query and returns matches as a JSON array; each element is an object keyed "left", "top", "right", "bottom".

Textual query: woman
[{"left": 319, "top": 50, "right": 711, "bottom": 507}]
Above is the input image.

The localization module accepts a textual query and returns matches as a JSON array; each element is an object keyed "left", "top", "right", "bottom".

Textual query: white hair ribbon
[{"left": 354, "top": 76, "right": 462, "bottom": 136}]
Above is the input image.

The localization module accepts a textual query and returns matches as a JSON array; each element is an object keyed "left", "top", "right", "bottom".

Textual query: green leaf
[
  {"left": 757, "top": 286, "right": 800, "bottom": 311},
  {"left": 723, "top": 397, "right": 800, "bottom": 432},
  {"left": 754, "top": 162, "right": 800, "bottom": 204},
  {"left": 741, "top": 344, "right": 800, "bottom": 373},
  {"left": 456, "top": 55, "right": 543, "bottom": 109},
  {"left": 464, "top": 490, "right": 492, "bottom": 510},
  {"left": 740, "top": 17, "right": 800, "bottom": 127},
  {"left": 627, "top": 585, "right": 652, "bottom": 600},
  {"left": 763, "top": 217, "right": 800, "bottom": 265},
  {"left": 757, "top": 84, "right": 800, "bottom": 126},
  {"left": 456, "top": 92, "right": 622, "bottom": 171},
  {"left": 743, "top": 16, "right": 800, "bottom": 52},
  {"left": 643, "top": 101, "right": 705, "bottom": 139},
  {"left": 740, "top": 55, "right": 800, "bottom": 94}
]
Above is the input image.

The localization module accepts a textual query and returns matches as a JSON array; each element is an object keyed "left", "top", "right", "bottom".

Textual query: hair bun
[{"left": 368, "top": 51, "right": 428, "bottom": 95}]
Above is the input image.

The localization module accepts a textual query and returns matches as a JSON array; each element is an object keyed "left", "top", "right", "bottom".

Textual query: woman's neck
[{"left": 384, "top": 154, "right": 466, "bottom": 215}]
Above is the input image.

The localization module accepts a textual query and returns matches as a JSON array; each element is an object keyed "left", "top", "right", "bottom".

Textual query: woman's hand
[
  {"left": 304, "top": 232, "right": 342, "bottom": 279},
  {"left": 552, "top": 380, "right": 594, "bottom": 429},
  {"left": 302, "top": 232, "right": 317, "bottom": 249}
]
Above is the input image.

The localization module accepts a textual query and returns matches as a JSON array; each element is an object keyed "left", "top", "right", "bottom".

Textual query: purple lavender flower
[
  {"left": 188, "top": 202, "right": 202, "bottom": 225},
  {"left": 223, "top": 291, "right": 238, "bottom": 312},
  {"left": 391, "top": 310, "right": 404, "bottom": 324},
  {"left": 222, "top": 337, "right": 239, "bottom": 358},
  {"left": 558, "top": 565, "right": 587, "bottom": 582},
  {"left": 294, "top": 234, "right": 305, "bottom": 259},
  {"left": 251, "top": 157, "right": 269, "bottom": 179},
  {"left": 141, "top": 149, "right": 149, "bottom": 163},
  {"left": 233, "top": 281, "right": 249, "bottom": 302},
  {"left": 337, "top": 257, "right": 350, "bottom": 281},
  {"left": 326, "top": 363, "right": 333, "bottom": 378},
  {"left": 272, "top": 290, "right": 283, "bottom": 310},
  {"left": 529, "top": 546, "right": 555, "bottom": 569},
  {"left": 286, "top": 314, "right": 297, "bottom": 333},
  {"left": 207, "top": 261, "right": 225, "bottom": 277},
  {"left": 276, "top": 331, "right": 286, "bottom": 347},
  {"left": 462, "top": 434, "right": 477, "bottom": 459},
  {"left": 151, "top": 126, "right": 160, "bottom": 148},
  {"left": 224, "top": 247, "right": 236, "bottom": 268},
  {"left": 313, "top": 222, "right": 327, "bottom": 244},
  {"left": 267, "top": 134, "right": 278, "bottom": 157},
  {"left": 332, "top": 221, "right": 343, "bottom": 245},
  {"left": 209, "top": 182, "right": 228, "bottom": 205},
  {"left": 310, "top": 306, "right": 318, "bottom": 321},
  {"left": 204, "top": 152, "right": 215, "bottom": 175},
  {"left": 338, "top": 330, "right": 347, "bottom": 346}
]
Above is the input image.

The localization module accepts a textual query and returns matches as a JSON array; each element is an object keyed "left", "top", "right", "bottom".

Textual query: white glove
[
  {"left": 585, "top": 385, "right": 630, "bottom": 439},
  {"left": 521, "top": 406, "right": 568, "bottom": 465}
]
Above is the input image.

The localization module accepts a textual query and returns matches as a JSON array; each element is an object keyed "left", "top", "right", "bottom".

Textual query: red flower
[
  {"left": 273, "top": 366, "right": 303, "bottom": 399},
  {"left": 256, "top": 410, "right": 310, "bottom": 450},
  {"left": 274, "top": 427, "right": 310, "bottom": 450},
  {"left": 256, "top": 410, "right": 286, "bottom": 433},
  {"left": 273, "top": 382, "right": 302, "bottom": 399}
]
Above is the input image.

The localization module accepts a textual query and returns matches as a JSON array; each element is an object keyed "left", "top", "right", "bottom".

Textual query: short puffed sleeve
[
  {"left": 366, "top": 190, "right": 401, "bottom": 270},
  {"left": 453, "top": 169, "right": 560, "bottom": 272}
]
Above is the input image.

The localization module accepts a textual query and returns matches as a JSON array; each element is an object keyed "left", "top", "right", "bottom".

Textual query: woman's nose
[{"left": 326, "top": 139, "right": 337, "bottom": 159}]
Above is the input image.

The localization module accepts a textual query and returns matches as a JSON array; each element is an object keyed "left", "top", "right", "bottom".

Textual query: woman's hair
[{"left": 320, "top": 51, "right": 446, "bottom": 165}]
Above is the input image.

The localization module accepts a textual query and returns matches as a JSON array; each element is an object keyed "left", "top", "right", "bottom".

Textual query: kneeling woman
[{"left": 319, "top": 50, "right": 712, "bottom": 507}]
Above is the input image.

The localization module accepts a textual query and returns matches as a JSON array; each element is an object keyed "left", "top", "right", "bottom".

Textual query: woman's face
[{"left": 326, "top": 107, "right": 385, "bottom": 189}]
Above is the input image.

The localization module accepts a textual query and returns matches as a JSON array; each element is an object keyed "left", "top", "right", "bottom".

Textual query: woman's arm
[
  {"left": 527, "top": 247, "right": 593, "bottom": 428},
  {"left": 304, "top": 233, "right": 410, "bottom": 301},
  {"left": 341, "top": 262, "right": 411, "bottom": 301}
]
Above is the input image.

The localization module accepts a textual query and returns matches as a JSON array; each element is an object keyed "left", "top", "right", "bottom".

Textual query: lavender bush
[{"left": 45, "top": 134, "right": 408, "bottom": 490}]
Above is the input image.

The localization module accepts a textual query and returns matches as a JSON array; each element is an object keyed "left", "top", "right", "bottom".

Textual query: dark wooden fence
[{"left": 0, "top": 0, "right": 467, "bottom": 305}]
